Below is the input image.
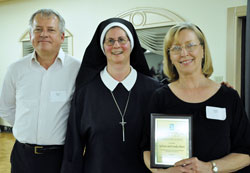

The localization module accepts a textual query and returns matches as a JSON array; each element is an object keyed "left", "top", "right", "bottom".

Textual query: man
[{"left": 0, "top": 9, "right": 80, "bottom": 173}]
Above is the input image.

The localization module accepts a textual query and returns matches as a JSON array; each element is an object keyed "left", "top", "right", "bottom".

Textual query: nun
[{"left": 61, "top": 18, "right": 162, "bottom": 173}]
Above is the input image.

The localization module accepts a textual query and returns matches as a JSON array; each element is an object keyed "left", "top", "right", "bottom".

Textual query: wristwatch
[{"left": 211, "top": 161, "right": 218, "bottom": 173}]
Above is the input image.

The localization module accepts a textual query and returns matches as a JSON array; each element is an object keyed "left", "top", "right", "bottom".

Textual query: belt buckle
[{"left": 34, "top": 146, "right": 43, "bottom": 154}]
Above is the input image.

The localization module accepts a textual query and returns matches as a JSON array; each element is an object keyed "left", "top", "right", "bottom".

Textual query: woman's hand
[
  {"left": 174, "top": 157, "right": 212, "bottom": 173},
  {"left": 221, "top": 81, "right": 234, "bottom": 88},
  {"left": 152, "top": 166, "right": 196, "bottom": 173}
]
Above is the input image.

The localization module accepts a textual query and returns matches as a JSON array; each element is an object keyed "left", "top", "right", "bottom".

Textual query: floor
[{"left": 0, "top": 132, "right": 15, "bottom": 173}]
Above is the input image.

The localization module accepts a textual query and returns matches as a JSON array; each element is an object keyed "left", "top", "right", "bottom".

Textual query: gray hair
[{"left": 29, "top": 9, "right": 65, "bottom": 34}]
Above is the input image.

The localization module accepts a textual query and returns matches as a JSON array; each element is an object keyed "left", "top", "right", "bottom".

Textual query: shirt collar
[
  {"left": 30, "top": 48, "right": 65, "bottom": 66},
  {"left": 100, "top": 66, "right": 137, "bottom": 91},
  {"left": 57, "top": 48, "right": 65, "bottom": 65}
]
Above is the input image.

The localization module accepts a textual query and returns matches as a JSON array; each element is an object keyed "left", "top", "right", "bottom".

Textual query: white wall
[{"left": 0, "top": 0, "right": 247, "bottom": 125}]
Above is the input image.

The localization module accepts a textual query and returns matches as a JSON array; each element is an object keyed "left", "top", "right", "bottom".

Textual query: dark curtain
[{"left": 245, "top": 1, "right": 250, "bottom": 119}]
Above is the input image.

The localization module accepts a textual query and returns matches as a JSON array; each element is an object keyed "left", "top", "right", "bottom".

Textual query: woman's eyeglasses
[
  {"left": 169, "top": 43, "right": 202, "bottom": 55},
  {"left": 105, "top": 37, "right": 129, "bottom": 46}
]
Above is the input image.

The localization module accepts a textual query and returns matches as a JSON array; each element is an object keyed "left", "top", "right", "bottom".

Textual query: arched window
[
  {"left": 116, "top": 7, "right": 185, "bottom": 81},
  {"left": 116, "top": 7, "right": 185, "bottom": 55}
]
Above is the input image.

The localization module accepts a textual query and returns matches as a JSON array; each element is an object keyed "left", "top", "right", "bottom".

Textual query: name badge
[
  {"left": 50, "top": 91, "right": 67, "bottom": 102},
  {"left": 206, "top": 106, "right": 226, "bottom": 121}
]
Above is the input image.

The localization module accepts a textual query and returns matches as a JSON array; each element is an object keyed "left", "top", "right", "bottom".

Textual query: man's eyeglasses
[
  {"left": 169, "top": 43, "right": 202, "bottom": 55},
  {"left": 105, "top": 37, "right": 129, "bottom": 46}
]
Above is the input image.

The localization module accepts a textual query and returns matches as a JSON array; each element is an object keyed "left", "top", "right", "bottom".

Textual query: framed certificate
[{"left": 150, "top": 113, "right": 192, "bottom": 168}]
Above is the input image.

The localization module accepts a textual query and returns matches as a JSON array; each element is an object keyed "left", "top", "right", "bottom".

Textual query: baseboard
[{"left": 0, "top": 125, "right": 12, "bottom": 133}]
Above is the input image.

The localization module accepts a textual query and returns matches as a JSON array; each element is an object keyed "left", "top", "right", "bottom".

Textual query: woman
[
  {"left": 61, "top": 18, "right": 161, "bottom": 173},
  {"left": 143, "top": 22, "right": 250, "bottom": 172}
]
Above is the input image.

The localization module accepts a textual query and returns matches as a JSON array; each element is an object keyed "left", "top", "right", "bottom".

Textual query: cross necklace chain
[{"left": 110, "top": 90, "right": 131, "bottom": 142}]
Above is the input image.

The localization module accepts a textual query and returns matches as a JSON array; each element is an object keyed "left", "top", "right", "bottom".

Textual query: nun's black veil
[{"left": 75, "top": 18, "right": 151, "bottom": 89}]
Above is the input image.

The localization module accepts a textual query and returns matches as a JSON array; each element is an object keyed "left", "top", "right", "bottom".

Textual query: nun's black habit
[{"left": 61, "top": 18, "right": 161, "bottom": 173}]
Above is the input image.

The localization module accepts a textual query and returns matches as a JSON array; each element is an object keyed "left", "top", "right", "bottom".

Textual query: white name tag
[
  {"left": 50, "top": 91, "right": 67, "bottom": 102},
  {"left": 206, "top": 106, "right": 226, "bottom": 121}
]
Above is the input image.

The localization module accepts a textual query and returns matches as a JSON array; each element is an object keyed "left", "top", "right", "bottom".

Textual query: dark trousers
[{"left": 11, "top": 140, "right": 64, "bottom": 173}]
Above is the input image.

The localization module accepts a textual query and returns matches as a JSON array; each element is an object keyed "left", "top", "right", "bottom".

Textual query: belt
[{"left": 17, "top": 140, "right": 64, "bottom": 154}]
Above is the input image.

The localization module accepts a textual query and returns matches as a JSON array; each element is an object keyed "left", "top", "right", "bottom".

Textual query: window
[{"left": 117, "top": 7, "right": 185, "bottom": 80}]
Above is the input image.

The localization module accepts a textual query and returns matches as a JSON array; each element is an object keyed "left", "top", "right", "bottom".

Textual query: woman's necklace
[{"left": 110, "top": 90, "right": 131, "bottom": 142}]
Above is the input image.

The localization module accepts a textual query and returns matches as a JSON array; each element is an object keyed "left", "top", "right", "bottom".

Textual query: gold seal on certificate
[{"left": 150, "top": 113, "right": 192, "bottom": 168}]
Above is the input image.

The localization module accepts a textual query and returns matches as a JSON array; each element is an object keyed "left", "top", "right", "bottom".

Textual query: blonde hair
[{"left": 163, "top": 22, "right": 213, "bottom": 82}]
